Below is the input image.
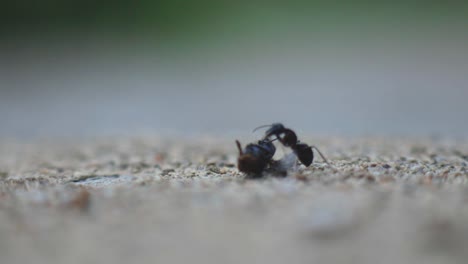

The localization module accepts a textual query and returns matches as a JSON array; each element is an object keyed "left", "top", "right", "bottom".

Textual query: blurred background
[{"left": 1, "top": 1, "right": 467, "bottom": 138}]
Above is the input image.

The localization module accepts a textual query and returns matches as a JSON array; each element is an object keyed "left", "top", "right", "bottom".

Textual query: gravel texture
[{"left": 1, "top": 136, "right": 468, "bottom": 264}]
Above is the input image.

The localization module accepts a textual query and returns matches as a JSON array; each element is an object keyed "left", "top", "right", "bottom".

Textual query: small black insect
[
  {"left": 236, "top": 123, "right": 329, "bottom": 176},
  {"left": 254, "top": 123, "right": 329, "bottom": 167}
]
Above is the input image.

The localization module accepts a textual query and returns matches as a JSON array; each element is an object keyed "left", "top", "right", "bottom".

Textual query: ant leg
[
  {"left": 235, "top": 140, "right": 243, "bottom": 155},
  {"left": 311, "top": 146, "right": 330, "bottom": 164}
]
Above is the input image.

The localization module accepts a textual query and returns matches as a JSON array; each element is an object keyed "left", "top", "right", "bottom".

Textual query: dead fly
[
  {"left": 236, "top": 123, "right": 329, "bottom": 177},
  {"left": 235, "top": 139, "right": 276, "bottom": 176}
]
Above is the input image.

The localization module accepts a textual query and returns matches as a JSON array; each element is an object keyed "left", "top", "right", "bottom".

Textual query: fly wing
[
  {"left": 269, "top": 152, "right": 298, "bottom": 174},
  {"left": 280, "top": 152, "right": 299, "bottom": 170}
]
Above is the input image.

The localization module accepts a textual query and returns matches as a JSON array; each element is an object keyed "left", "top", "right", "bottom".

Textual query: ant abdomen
[{"left": 292, "top": 143, "right": 313, "bottom": 167}]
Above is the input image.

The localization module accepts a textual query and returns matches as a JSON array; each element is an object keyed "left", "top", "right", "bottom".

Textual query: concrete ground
[{"left": 1, "top": 136, "right": 468, "bottom": 264}]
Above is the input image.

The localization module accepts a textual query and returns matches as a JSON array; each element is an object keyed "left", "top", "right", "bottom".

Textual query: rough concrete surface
[{"left": 1, "top": 136, "right": 468, "bottom": 264}]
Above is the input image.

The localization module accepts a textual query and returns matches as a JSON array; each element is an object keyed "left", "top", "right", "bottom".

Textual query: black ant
[
  {"left": 236, "top": 123, "right": 329, "bottom": 176},
  {"left": 254, "top": 123, "right": 329, "bottom": 167}
]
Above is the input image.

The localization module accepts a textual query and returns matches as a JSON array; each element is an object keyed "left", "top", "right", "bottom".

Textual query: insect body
[
  {"left": 236, "top": 123, "right": 329, "bottom": 176},
  {"left": 254, "top": 123, "right": 329, "bottom": 166},
  {"left": 235, "top": 139, "right": 276, "bottom": 175}
]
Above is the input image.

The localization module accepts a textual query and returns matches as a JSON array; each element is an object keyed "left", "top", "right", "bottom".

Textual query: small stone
[
  {"left": 161, "top": 169, "right": 175, "bottom": 175},
  {"left": 207, "top": 165, "right": 221, "bottom": 174},
  {"left": 221, "top": 163, "right": 236, "bottom": 168}
]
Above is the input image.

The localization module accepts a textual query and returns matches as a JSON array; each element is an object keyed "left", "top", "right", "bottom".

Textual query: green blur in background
[
  {"left": 1, "top": 1, "right": 467, "bottom": 137},
  {"left": 3, "top": 1, "right": 467, "bottom": 41}
]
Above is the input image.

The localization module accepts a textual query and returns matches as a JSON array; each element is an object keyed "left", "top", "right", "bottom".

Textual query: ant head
[
  {"left": 264, "top": 123, "right": 285, "bottom": 134},
  {"left": 252, "top": 123, "right": 284, "bottom": 133},
  {"left": 293, "top": 143, "right": 313, "bottom": 166}
]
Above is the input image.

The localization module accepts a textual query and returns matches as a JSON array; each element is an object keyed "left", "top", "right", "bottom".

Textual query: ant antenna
[
  {"left": 311, "top": 146, "right": 330, "bottom": 165},
  {"left": 252, "top": 124, "right": 273, "bottom": 133}
]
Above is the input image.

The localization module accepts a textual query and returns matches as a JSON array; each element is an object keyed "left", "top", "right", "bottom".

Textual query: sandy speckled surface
[{"left": 1, "top": 136, "right": 468, "bottom": 264}]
